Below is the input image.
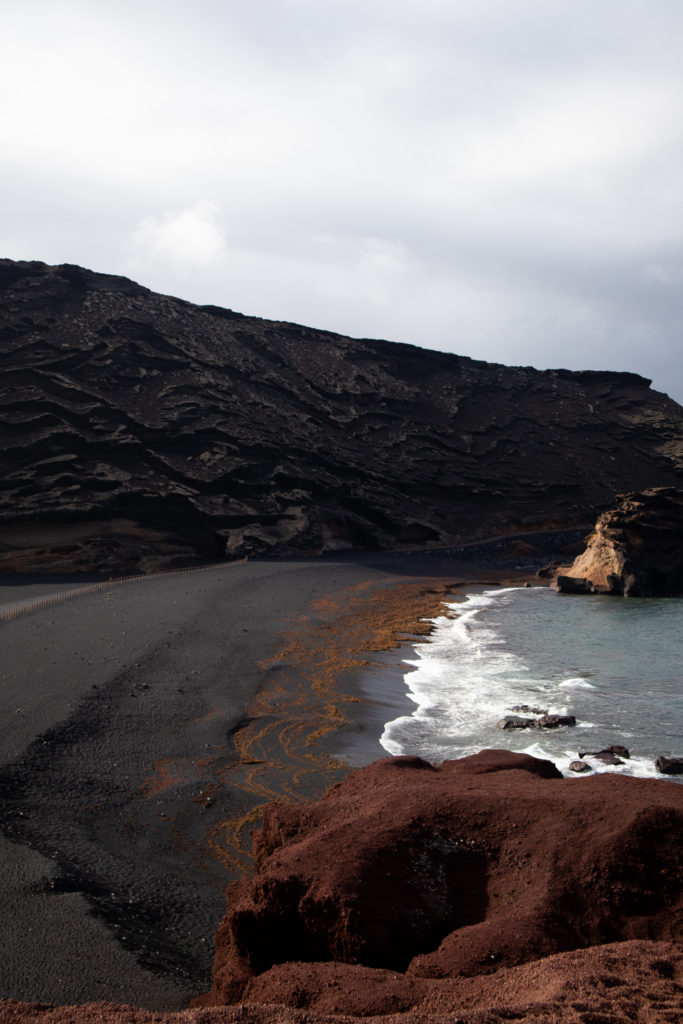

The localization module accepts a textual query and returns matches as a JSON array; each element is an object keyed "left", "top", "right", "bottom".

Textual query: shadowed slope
[{"left": 2, "top": 259, "right": 683, "bottom": 569}]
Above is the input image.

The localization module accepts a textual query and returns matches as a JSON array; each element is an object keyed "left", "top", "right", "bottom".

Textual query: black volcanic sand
[{"left": 0, "top": 554, "right": 520, "bottom": 1011}]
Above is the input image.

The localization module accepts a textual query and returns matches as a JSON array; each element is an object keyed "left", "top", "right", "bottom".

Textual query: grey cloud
[{"left": 2, "top": 0, "right": 682, "bottom": 402}]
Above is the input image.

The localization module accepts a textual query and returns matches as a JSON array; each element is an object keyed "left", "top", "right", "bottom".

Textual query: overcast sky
[{"left": 3, "top": 0, "right": 683, "bottom": 402}]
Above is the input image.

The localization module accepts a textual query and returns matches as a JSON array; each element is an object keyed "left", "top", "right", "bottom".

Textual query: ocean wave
[
  {"left": 558, "top": 677, "right": 596, "bottom": 689},
  {"left": 379, "top": 585, "right": 683, "bottom": 783}
]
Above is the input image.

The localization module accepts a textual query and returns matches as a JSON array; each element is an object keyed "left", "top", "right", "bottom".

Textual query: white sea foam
[
  {"left": 381, "top": 588, "right": 566, "bottom": 763},
  {"left": 380, "top": 585, "right": 683, "bottom": 783},
  {"left": 558, "top": 678, "right": 596, "bottom": 689},
  {"left": 517, "top": 743, "right": 665, "bottom": 780}
]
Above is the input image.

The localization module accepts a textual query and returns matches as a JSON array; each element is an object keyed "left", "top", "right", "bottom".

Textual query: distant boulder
[
  {"left": 509, "top": 704, "right": 548, "bottom": 715},
  {"left": 498, "top": 713, "right": 576, "bottom": 730},
  {"left": 591, "top": 751, "right": 624, "bottom": 766},
  {"left": 580, "top": 745, "right": 630, "bottom": 761},
  {"left": 536, "top": 714, "right": 576, "bottom": 729},
  {"left": 656, "top": 756, "right": 683, "bottom": 776},
  {"left": 569, "top": 760, "right": 592, "bottom": 772},
  {"left": 554, "top": 575, "right": 595, "bottom": 594},
  {"left": 552, "top": 488, "right": 683, "bottom": 596},
  {"left": 497, "top": 715, "right": 535, "bottom": 730}
]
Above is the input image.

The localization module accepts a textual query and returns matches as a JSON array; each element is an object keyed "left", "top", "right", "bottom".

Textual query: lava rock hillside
[{"left": 2, "top": 259, "right": 683, "bottom": 567}]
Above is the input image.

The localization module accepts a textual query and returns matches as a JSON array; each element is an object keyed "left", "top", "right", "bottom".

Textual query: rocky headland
[
  {"left": 2, "top": 259, "right": 683, "bottom": 573},
  {"left": 553, "top": 486, "right": 683, "bottom": 596},
  {"left": 208, "top": 751, "right": 683, "bottom": 1010},
  {"left": 3, "top": 750, "right": 682, "bottom": 1022}
]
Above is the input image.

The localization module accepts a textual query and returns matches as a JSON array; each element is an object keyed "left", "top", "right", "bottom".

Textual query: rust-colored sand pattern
[
  {"left": 140, "top": 756, "right": 189, "bottom": 798},
  {"left": 207, "top": 577, "right": 459, "bottom": 874}
]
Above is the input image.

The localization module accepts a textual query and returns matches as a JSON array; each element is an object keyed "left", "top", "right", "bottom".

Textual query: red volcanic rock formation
[
  {"left": 554, "top": 486, "right": 683, "bottom": 596},
  {"left": 2, "top": 751, "right": 683, "bottom": 1022},
  {"left": 2, "top": 941, "right": 683, "bottom": 1022},
  {"left": 1, "top": 940, "right": 682, "bottom": 1021},
  {"left": 209, "top": 750, "right": 683, "bottom": 1014}
]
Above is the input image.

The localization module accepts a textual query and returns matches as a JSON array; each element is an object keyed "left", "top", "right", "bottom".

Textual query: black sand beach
[{"left": 0, "top": 554, "right": 519, "bottom": 1010}]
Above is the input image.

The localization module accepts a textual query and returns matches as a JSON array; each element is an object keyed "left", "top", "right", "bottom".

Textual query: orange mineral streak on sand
[
  {"left": 140, "top": 756, "right": 188, "bottom": 798},
  {"left": 208, "top": 577, "right": 461, "bottom": 873},
  {"left": 193, "top": 705, "right": 224, "bottom": 724}
]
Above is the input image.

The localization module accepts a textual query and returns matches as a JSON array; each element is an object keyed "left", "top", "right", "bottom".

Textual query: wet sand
[{"left": 0, "top": 554, "right": 531, "bottom": 1010}]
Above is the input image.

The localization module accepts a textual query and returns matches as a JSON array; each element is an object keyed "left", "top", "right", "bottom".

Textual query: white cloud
[
  {"left": 1, "top": 0, "right": 683, "bottom": 401},
  {"left": 125, "top": 203, "right": 227, "bottom": 271}
]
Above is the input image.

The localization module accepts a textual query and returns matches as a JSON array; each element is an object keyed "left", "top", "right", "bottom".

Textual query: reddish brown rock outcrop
[
  {"left": 3, "top": 939, "right": 683, "bottom": 1022},
  {"left": 208, "top": 750, "right": 683, "bottom": 1012},
  {"left": 553, "top": 486, "right": 683, "bottom": 595},
  {"left": 2, "top": 752, "right": 683, "bottom": 1023},
  {"left": 240, "top": 940, "right": 683, "bottom": 1021}
]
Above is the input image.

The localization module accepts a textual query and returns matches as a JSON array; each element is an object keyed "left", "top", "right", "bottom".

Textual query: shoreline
[
  {"left": 362, "top": 578, "right": 683, "bottom": 785},
  {"left": 325, "top": 576, "right": 539, "bottom": 771},
  {"left": 0, "top": 555, "right": 540, "bottom": 1011},
  {"left": 0, "top": 555, "right": 515, "bottom": 1009}
]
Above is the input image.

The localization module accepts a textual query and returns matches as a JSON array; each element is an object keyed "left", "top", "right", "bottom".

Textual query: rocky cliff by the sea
[
  {"left": 208, "top": 751, "right": 683, "bottom": 1011},
  {"left": 2, "top": 259, "right": 683, "bottom": 572},
  {"left": 553, "top": 486, "right": 683, "bottom": 596},
  {"left": 3, "top": 751, "right": 682, "bottom": 1023}
]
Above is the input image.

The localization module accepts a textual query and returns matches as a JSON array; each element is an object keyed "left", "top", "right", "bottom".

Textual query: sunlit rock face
[
  {"left": 2, "top": 258, "right": 683, "bottom": 571},
  {"left": 554, "top": 487, "right": 683, "bottom": 596}
]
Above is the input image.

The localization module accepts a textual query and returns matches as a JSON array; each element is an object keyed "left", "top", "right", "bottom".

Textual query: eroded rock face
[
  {"left": 3, "top": 752, "right": 683, "bottom": 1022},
  {"left": 4, "top": 940, "right": 683, "bottom": 1022},
  {"left": 209, "top": 751, "right": 683, "bottom": 1007},
  {"left": 553, "top": 487, "right": 683, "bottom": 596},
  {"left": 2, "top": 259, "right": 683, "bottom": 570}
]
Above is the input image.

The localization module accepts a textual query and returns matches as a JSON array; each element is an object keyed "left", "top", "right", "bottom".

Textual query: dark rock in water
[
  {"left": 569, "top": 760, "right": 592, "bottom": 772},
  {"left": 510, "top": 704, "right": 548, "bottom": 715},
  {"left": 535, "top": 714, "right": 576, "bottom": 728},
  {"left": 580, "top": 745, "right": 630, "bottom": 760},
  {"left": 553, "top": 575, "right": 595, "bottom": 594},
  {"left": 498, "top": 715, "right": 536, "bottom": 730},
  {"left": 498, "top": 713, "right": 576, "bottom": 730},
  {"left": 656, "top": 756, "right": 683, "bottom": 775},
  {"left": 552, "top": 488, "right": 683, "bottom": 597},
  {"left": 592, "top": 752, "right": 624, "bottom": 766},
  {"left": 2, "top": 259, "right": 683, "bottom": 572}
]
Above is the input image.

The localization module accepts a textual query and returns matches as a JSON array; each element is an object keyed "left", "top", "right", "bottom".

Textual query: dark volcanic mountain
[{"left": 2, "top": 258, "right": 683, "bottom": 571}]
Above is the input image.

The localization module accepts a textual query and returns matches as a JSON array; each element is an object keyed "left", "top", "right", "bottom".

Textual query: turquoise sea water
[{"left": 380, "top": 586, "right": 683, "bottom": 781}]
